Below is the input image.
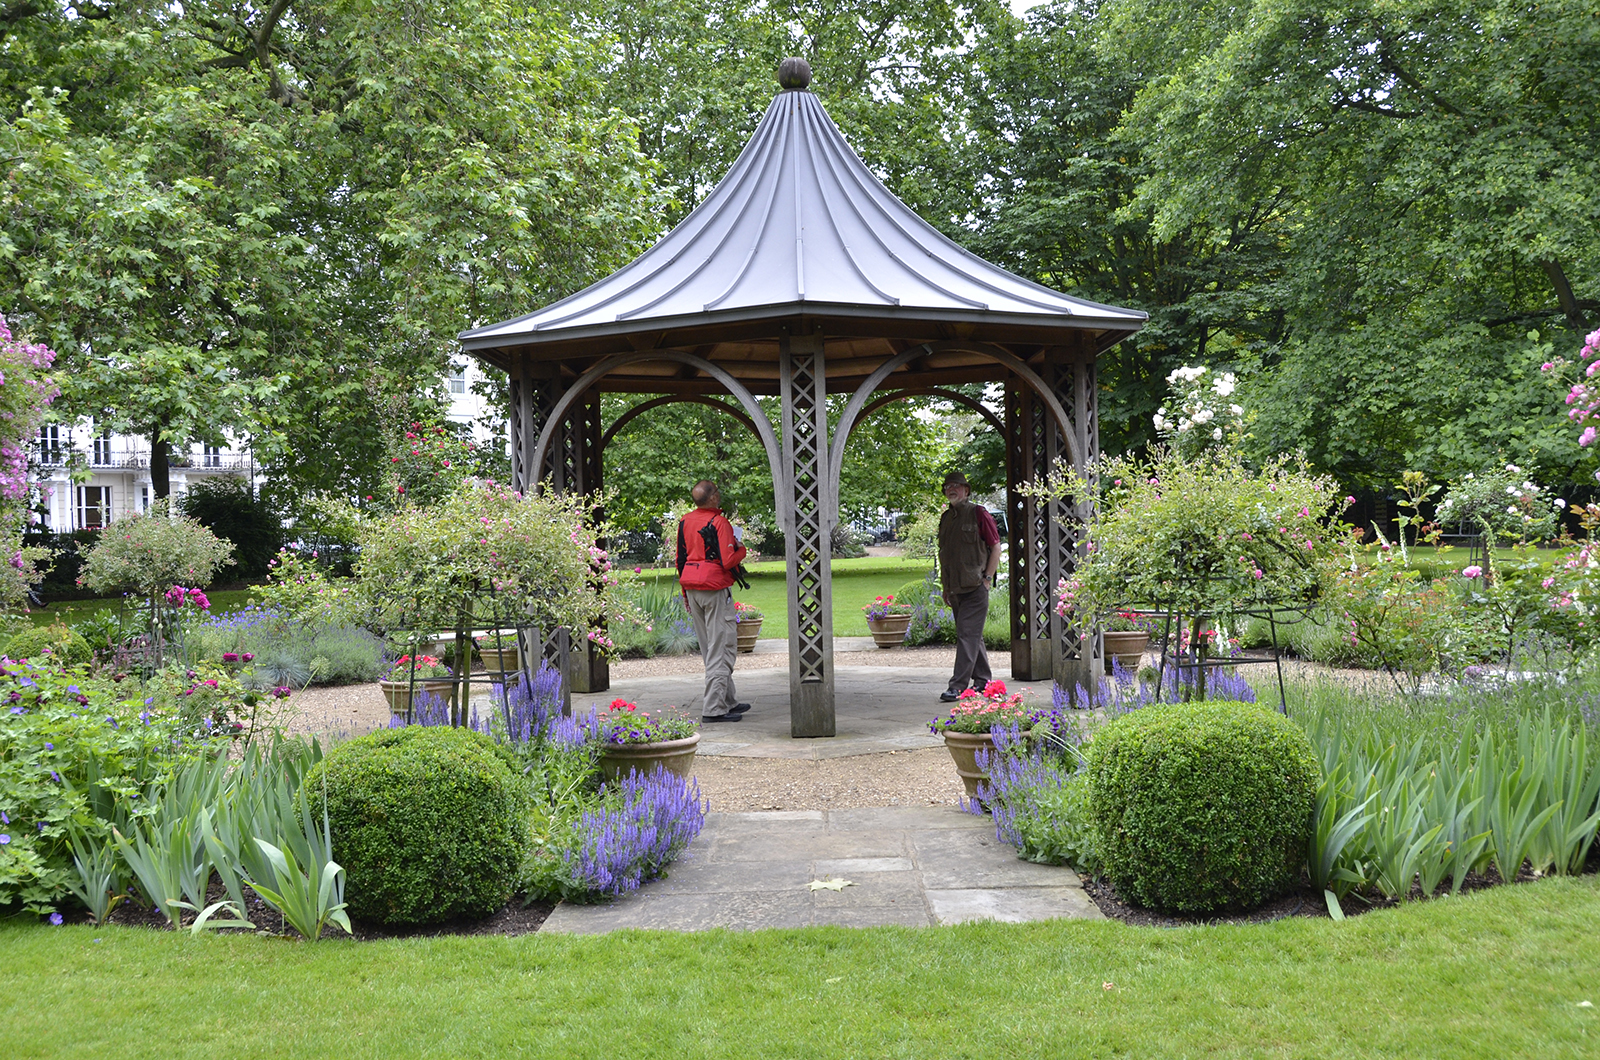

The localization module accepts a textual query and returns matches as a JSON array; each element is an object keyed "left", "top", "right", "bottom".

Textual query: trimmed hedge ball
[
  {"left": 2, "top": 624, "right": 93, "bottom": 667},
  {"left": 307, "top": 725, "right": 525, "bottom": 925},
  {"left": 1087, "top": 701, "right": 1318, "bottom": 913}
]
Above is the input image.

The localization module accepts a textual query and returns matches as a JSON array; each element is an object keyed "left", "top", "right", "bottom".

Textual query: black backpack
[{"left": 678, "top": 516, "right": 751, "bottom": 590}]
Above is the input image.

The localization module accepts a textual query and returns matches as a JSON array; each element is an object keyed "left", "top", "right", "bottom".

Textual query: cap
[{"left": 942, "top": 471, "right": 969, "bottom": 489}]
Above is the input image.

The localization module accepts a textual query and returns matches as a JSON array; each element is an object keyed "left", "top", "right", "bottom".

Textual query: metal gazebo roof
[{"left": 458, "top": 71, "right": 1145, "bottom": 391}]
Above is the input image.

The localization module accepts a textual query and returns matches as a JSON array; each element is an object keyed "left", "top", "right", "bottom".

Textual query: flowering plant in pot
[
  {"left": 384, "top": 654, "right": 452, "bottom": 680},
  {"left": 733, "top": 601, "right": 764, "bottom": 624},
  {"left": 862, "top": 594, "right": 914, "bottom": 620},
  {"left": 595, "top": 697, "right": 701, "bottom": 781},
  {"left": 929, "top": 681, "right": 1036, "bottom": 800},
  {"left": 863, "top": 593, "right": 915, "bottom": 647}
]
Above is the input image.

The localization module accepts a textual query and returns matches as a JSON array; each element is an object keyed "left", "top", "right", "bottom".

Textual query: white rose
[
  {"left": 1212, "top": 427, "right": 1224, "bottom": 441},
  {"left": 1230, "top": 404, "right": 1244, "bottom": 416},
  {"left": 1507, "top": 506, "right": 1520, "bottom": 515},
  {"left": 1214, "top": 378, "right": 1236, "bottom": 397},
  {"left": 1177, "top": 420, "right": 1192, "bottom": 433},
  {"left": 1556, "top": 498, "right": 1568, "bottom": 509},
  {"left": 1506, "top": 486, "right": 1518, "bottom": 496}
]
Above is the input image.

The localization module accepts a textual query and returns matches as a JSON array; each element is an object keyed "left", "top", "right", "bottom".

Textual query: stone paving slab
[{"left": 540, "top": 806, "right": 1101, "bottom": 934}]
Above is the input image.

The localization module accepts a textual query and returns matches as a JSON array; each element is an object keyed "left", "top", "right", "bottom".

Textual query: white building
[
  {"left": 444, "top": 358, "right": 501, "bottom": 447},
  {"left": 31, "top": 423, "right": 258, "bottom": 532}
]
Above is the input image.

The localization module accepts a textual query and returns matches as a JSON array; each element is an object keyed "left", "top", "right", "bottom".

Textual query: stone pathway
[{"left": 540, "top": 805, "right": 1101, "bottom": 933}]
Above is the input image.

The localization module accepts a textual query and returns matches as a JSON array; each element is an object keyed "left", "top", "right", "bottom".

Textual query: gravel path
[{"left": 280, "top": 646, "right": 1381, "bottom": 813}]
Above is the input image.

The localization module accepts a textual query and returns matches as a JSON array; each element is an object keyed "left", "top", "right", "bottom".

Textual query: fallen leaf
[
  {"left": 1579, "top": 1001, "right": 1594, "bottom": 1008},
  {"left": 809, "top": 878, "right": 854, "bottom": 891},
  {"left": 1103, "top": 982, "right": 1116, "bottom": 991},
  {"left": 825, "top": 977, "right": 843, "bottom": 984}
]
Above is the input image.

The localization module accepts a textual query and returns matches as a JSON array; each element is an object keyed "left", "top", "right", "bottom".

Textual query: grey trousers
[
  {"left": 685, "top": 587, "right": 739, "bottom": 716},
  {"left": 947, "top": 586, "right": 992, "bottom": 693}
]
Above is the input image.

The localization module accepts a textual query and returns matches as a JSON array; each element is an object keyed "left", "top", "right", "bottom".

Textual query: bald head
[{"left": 691, "top": 480, "right": 719, "bottom": 508}]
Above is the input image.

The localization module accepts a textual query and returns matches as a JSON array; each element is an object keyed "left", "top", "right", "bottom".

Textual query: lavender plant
[{"left": 561, "top": 767, "right": 707, "bottom": 898}]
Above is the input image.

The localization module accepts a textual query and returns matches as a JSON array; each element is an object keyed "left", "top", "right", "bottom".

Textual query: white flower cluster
[
  {"left": 1436, "top": 463, "right": 1562, "bottom": 543},
  {"left": 1153, "top": 365, "right": 1244, "bottom": 453}
]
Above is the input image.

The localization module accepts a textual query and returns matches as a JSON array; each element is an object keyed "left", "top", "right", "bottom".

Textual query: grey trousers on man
[
  {"left": 946, "top": 586, "right": 992, "bottom": 694},
  {"left": 684, "top": 587, "right": 739, "bottom": 716}
]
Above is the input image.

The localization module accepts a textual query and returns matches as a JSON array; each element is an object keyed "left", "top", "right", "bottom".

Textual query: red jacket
[{"left": 677, "top": 507, "right": 747, "bottom": 591}]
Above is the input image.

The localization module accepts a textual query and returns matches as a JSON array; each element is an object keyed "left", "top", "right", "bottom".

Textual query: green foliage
[
  {"left": 308, "top": 726, "right": 524, "bottom": 925},
  {"left": 77, "top": 502, "right": 234, "bottom": 601},
  {"left": 357, "top": 482, "right": 628, "bottom": 645},
  {"left": 1298, "top": 685, "right": 1600, "bottom": 910},
  {"left": 3, "top": 624, "right": 91, "bottom": 667},
  {"left": 1056, "top": 448, "right": 1346, "bottom": 622},
  {"left": 0, "top": 663, "right": 198, "bottom": 914},
  {"left": 175, "top": 477, "right": 283, "bottom": 579},
  {"left": 1089, "top": 701, "right": 1319, "bottom": 913},
  {"left": 0, "top": 314, "right": 59, "bottom": 610},
  {"left": 1104, "top": 0, "right": 1598, "bottom": 489},
  {"left": 5, "top": 0, "right": 657, "bottom": 509}
]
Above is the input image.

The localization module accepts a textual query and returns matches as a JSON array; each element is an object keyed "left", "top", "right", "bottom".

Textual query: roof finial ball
[{"left": 777, "top": 57, "right": 812, "bottom": 91}]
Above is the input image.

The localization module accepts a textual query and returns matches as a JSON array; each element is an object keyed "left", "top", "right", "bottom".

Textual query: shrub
[
  {"left": 307, "top": 726, "right": 525, "bottom": 925},
  {"left": 1088, "top": 701, "right": 1318, "bottom": 913},
  {"left": 77, "top": 500, "right": 234, "bottom": 602},
  {"left": 3, "top": 623, "right": 92, "bottom": 667},
  {"left": 176, "top": 476, "right": 283, "bottom": 579}
]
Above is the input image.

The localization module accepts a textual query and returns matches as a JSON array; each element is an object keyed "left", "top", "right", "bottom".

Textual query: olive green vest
[{"left": 938, "top": 502, "right": 989, "bottom": 593}]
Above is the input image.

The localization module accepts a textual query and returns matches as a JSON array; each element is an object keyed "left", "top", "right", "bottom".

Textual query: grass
[
  {"left": 633, "top": 556, "right": 933, "bottom": 639},
  {"left": 3, "top": 875, "right": 1598, "bottom": 1058},
  {"left": 23, "top": 589, "right": 258, "bottom": 627}
]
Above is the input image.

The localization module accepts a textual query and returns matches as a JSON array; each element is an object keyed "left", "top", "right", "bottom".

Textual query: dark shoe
[
  {"left": 939, "top": 690, "right": 961, "bottom": 703},
  {"left": 730, "top": 702, "right": 752, "bottom": 714},
  {"left": 701, "top": 713, "right": 742, "bottom": 723}
]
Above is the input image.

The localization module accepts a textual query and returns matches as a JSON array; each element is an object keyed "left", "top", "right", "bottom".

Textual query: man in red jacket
[{"left": 677, "top": 479, "right": 752, "bottom": 722}]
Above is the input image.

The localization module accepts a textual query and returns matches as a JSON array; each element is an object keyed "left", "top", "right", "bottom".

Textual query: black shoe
[
  {"left": 730, "top": 702, "right": 751, "bottom": 714},
  {"left": 939, "top": 690, "right": 961, "bottom": 703},
  {"left": 701, "top": 713, "right": 742, "bottom": 723}
]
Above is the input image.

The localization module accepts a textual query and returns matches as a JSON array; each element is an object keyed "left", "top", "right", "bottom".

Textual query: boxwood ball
[
  {"left": 308, "top": 725, "right": 524, "bottom": 925},
  {"left": 1087, "top": 701, "right": 1318, "bottom": 914}
]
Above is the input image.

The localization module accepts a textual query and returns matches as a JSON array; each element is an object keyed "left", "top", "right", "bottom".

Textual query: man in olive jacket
[{"left": 937, "top": 471, "right": 1002, "bottom": 703}]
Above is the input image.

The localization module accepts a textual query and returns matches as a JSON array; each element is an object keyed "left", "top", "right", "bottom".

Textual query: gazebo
[{"left": 459, "top": 59, "right": 1147, "bottom": 737}]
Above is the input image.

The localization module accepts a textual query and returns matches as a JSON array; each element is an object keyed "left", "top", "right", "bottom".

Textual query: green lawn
[
  {"left": 638, "top": 556, "right": 934, "bottom": 638},
  {"left": 3, "top": 875, "right": 1597, "bottom": 1058},
  {"left": 23, "top": 588, "right": 259, "bottom": 627}
]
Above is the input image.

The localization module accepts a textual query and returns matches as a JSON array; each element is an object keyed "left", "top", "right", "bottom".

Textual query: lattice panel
[
  {"left": 786, "top": 345, "right": 828, "bottom": 682},
  {"left": 508, "top": 373, "right": 525, "bottom": 490},
  {"left": 1028, "top": 388, "right": 1054, "bottom": 644},
  {"left": 1049, "top": 360, "right": 1091, "bottom": 665},
  {"left": 1005, "top": 381, "right": 1030, "bottom": 645}
]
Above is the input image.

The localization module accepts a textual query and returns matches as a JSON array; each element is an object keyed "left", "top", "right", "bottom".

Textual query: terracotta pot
[
  {"left": 599, "top": 733, "right": 701, "bottom": 783},
  {"left": 942, "top": 730, "right": 995, "bottom": 800},
  {"left": 1102, "top": 630, "right": 1150, "bottom": 674},
  {"left": 736, "top": 618, "right": 762, "bottom": 654},
  {"left": 477, "top": 644, "right": 523, "bottom": 674},
  {"left": 866, "top": 612, "right": 913, "bottom": 648},
  {"left": 379, "top": 678, "right": 457, "bottom": 715}
]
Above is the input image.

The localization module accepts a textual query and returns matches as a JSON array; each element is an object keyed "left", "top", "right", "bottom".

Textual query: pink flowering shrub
[
  {"left": 1545, "top": 328, "right": 1600, "bottom": 447},
  {"left": 0, "top": 313, "right": 59, "bottom": 609}
]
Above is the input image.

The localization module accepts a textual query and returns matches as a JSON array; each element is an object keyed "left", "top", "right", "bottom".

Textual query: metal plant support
[{"left": 379, "top": 577, "right": 572, "bottom": 730}]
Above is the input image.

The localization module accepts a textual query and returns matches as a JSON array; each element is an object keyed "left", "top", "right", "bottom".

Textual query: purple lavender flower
[{"left": 563, "top": 768, "right": 707, "bottom": 896}]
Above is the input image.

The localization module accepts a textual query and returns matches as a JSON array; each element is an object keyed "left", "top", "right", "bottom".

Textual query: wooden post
[{"left": 780, "top": 325, "right": 835, "bottom": 737}]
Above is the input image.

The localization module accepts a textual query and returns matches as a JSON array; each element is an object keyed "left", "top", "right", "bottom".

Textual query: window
[
  {"left": 448, "top": 367, "right": 467, "bottom": 394},
  {"left": 140, "top": 486, "right": 150, "bottom": 511},
  {"left": 37, "top": 425, "right": 61, "bottom": 464},
  {"left": 77, "top": 486, "right": 111, "bottom": 529},
  {"left": 204, "top": 444, "right": 222, "bottom": 468},
  {"left": 92, "top": 431, "right": 112, "bottom": 466}
]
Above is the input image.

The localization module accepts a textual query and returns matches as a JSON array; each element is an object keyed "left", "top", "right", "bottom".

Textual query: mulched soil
[{"left": 1079, "top": 861, "right": 1558, "bottom": 928}]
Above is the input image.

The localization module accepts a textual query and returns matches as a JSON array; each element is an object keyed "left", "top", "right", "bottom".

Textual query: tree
[
  {"left": 3, "top": 0, "right": 658, "bottom": 509},
  {"left": 1098, "top": 0, "right": 1600, "bottom": 487}
]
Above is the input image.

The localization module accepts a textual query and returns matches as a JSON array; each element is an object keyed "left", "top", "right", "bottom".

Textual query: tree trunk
[
  {"left": 1542, "top": 259, "right": 1590, "bottom": 334},
  {"left": 150, "top": 430, "right": 171, "bottom": 499}
]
